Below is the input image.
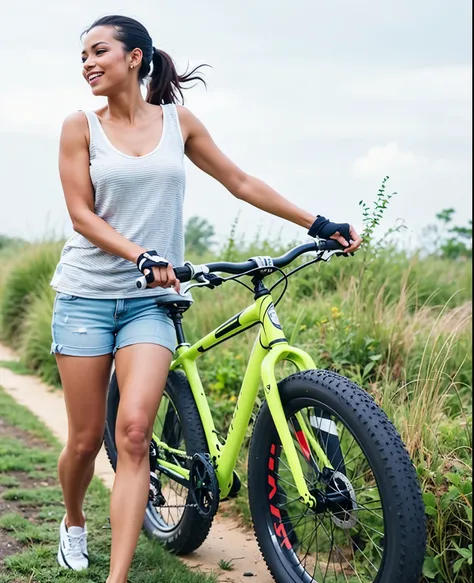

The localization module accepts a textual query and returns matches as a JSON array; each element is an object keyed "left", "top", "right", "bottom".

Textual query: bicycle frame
[{"left": 152, "top": 289, "right": 333, "bottom": 507}]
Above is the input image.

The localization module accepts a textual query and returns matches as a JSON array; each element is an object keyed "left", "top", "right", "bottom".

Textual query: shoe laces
[{"left": 66, "top": 530, "right": 87, "bottom": 558}]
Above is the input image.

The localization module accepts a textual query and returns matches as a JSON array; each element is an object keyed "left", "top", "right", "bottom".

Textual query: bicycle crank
[{"left": 190, "top": 453, "right": 220, "bottom": 518}]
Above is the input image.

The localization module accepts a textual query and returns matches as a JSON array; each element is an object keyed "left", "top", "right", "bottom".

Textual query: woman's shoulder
[
  {"left": 60, "top": 111, "right": 95, "bottom": 148},
  {"left": 62, "top": 108, "right": 106, "bottom": 129},
  {"left": 62, "top": 110, "right": 87, "bottom": 128},
  {"left": 176, "top": 104, "right": 193, "bottom": 121}
]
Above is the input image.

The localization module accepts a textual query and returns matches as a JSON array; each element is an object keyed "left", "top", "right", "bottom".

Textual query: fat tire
[
  {"left": 248, "top": 369, "right": 426, "bottom": 583},
  {"left": 103, "top": 369, "right": 214, "bottom": 554}
]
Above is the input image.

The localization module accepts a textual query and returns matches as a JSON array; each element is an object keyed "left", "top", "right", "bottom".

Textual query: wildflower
[{"left": 331, "top": 306, "right": 341, "bottom": 319}]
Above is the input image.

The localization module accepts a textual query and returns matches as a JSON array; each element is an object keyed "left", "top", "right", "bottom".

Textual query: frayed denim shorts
[{"left": 51, "top": 292, "right": 176, "bottom": 357}]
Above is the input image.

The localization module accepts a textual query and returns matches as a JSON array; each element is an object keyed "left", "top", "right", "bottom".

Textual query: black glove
[
  {"left": 308, "top": 215, "right": 351, "bottom": 246},
  {"left": 136, "top": 250, "right": 169, "bottom": 284}
]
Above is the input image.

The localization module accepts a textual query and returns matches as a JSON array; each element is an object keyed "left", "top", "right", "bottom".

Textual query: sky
[{"left": 0, "top": 0, "right": 472, "bottom": 248}]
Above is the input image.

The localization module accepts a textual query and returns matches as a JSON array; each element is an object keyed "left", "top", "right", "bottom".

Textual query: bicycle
[{"left": 103, "top": 239, "right": 426, "bottom": 583}]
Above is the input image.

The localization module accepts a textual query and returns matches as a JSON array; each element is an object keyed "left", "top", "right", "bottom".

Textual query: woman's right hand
[
  {"left": 144, "top": 264, "right": 180, "bottom": 292},
  {"left": 136, "top": 250, "right": 180, "bottom": 292}
]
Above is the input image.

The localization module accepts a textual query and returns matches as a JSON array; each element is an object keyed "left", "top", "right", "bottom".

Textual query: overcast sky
[{"left": 0, "top": 0, "right": 471, "bottom": 247}]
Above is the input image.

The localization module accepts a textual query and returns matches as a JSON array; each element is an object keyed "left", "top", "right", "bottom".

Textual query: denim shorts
[{"left": 51, "top": 293, "right": 177, "bottom": 357}]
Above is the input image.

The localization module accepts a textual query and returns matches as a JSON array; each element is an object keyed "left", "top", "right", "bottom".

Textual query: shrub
[
  {"left": 19, "top": 282, "right": 60, "bottom": 387},
  {"left": 0, "top": 243, "right": 61, "bottom": 346}
]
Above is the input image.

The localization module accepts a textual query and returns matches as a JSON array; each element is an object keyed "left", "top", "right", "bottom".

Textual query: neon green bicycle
[{"left": 104, "top": 239, "right": 426, "bottom": 583}]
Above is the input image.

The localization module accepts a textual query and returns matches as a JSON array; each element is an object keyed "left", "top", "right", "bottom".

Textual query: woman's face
[{"left": 81, "top": 26, "right": 139, "bottom": 96}]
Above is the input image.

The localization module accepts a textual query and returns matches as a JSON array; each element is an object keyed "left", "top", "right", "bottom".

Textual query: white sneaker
[{"left": 57, "top": 515, "right": 88, "bottom": 571}]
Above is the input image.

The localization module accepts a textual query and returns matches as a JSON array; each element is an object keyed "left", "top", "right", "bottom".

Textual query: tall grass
[
  {"left": 0, "top": 232, "right": 471, "bottom": 582},
  {"left": 0, "top": 242, "right": 62, "bottom": 347}
]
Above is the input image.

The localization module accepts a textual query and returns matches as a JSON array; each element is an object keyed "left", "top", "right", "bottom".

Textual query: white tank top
[{"left": 50, "top": 104, "right": 187, "bottom": 299}]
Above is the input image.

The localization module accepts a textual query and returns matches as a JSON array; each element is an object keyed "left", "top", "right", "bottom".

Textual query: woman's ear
[{"left": 129, "top": 47, "right": 143, "bottom": 69}]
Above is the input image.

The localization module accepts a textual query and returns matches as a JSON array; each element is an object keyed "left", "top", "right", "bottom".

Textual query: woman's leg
[
  {"left": 56, "top": 353, "right": 113, "bottom": 527},
  {"left": 107, "top": 343, "right": 172, "bottom": 583}
]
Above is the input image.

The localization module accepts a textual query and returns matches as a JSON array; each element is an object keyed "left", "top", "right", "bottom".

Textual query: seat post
[{"left": 168, "top": 307, "right": 187, "bottom": 346}]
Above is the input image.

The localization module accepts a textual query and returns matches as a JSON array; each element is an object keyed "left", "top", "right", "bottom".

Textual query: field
[{"left": 0, "top": 201, "right": 472, "bottom": 582}]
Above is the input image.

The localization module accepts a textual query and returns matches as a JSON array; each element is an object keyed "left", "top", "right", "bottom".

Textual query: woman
[{"left": 50, "top": 14, "right": 362, "bottom": 583}]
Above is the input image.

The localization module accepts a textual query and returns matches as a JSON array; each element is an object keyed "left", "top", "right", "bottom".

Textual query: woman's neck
[{"left": 105, "top": 85, "right": 150, "bottom": 124}]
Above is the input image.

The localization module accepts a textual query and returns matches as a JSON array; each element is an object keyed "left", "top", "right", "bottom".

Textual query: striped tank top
[{"left": 50, "top": 104, "right": 186, "bottom": 299}]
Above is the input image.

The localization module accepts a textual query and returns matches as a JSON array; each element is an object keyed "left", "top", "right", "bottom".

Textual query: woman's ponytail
[
  {"left": 82, "top": 16, "right": 207, "bottom": 105},
  {"left": 146, "top": 47, "right": 207, "bottom": 105}
]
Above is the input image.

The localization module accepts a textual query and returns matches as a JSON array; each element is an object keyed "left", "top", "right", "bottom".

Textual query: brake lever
[
  {"left": 320, "top": 249, "right": 348, "bottom": 261},
  {"left": 191, "top": 273, "right": 224, "bottom": 290}
]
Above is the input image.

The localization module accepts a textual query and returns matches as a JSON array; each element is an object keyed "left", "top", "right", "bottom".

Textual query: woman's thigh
[
  {"left": 51, "top": 293, "right": 116, "bottom": 440},
  {"left": 114, "top": 343, "right": 173, "bottom": 443},
  {"left": 56, "top": 353, "right": 113, "bottom": 443}
]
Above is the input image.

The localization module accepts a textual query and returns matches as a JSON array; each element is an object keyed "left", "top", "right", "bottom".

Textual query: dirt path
[{"left": 0, "top": 344, "right": 274, "bottom": 582}]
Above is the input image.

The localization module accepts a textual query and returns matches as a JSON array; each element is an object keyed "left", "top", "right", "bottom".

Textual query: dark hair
[{"left": 82, "top": 15, "right": 207, "bottom": 105}]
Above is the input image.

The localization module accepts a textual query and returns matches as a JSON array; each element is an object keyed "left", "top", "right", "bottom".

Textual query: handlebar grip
[
  {"left": 318, "top": 239, "right": 346, "bottom": 251},
  {"left": 174, "top": 265, "right": 193, "bottom": 282},
  {"left": 135, "top": 264, "right": 193, "bottom": 289}
]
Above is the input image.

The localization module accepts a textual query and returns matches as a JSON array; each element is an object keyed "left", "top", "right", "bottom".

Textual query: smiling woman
[
  {"left": 48, "top": 12, "right": 362, "bottom": 583},
  {"left": 80, "top": 15, "right": 206, "bottom": 107}
]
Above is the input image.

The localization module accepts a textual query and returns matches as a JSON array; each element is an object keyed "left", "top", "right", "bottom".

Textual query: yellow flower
[
  {"left": 331, "top": 307, "right": 341, "bottom": 319},
  {"left": 230, "top": 395, "right": 237, "bottom": 402}
]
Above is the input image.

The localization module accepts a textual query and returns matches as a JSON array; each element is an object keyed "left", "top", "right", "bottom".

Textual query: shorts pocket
[{"left": 56, "top": 292, "right": 78, "bottom": 301}]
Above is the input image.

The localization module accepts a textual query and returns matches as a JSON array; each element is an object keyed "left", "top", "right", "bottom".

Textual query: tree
[
  {"left": 423, "top": 208, "right": 472, "bottom": 259},
  {"left": 184, "top": 216, "right": 216, "bottom": 255},
  {"left": 0, "top": 234, "right": 25, "bottom": 251}
]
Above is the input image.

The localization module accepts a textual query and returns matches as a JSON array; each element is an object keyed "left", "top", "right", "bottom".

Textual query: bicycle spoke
[
  {"left": 318, "top": 519, "right": 364, "bottom": 583},
  {"left": 278, "top": 494, "right": 302, "bottom": 508},
  {"left": 353, "top": 501, "right": 384, "bottom": 522},
  {"left": 274, "top": 471, "right": 300, "bottom": 490},
  {"left": 354, "top": 519, "right": 384, "bottom": 557}
]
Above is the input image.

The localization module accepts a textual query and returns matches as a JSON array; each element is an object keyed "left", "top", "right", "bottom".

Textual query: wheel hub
[{"left": 310, "top": 470, "right": 358, "bottom": 529}]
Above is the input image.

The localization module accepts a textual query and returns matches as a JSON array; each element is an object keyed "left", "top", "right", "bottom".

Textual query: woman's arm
[
  {"left": 58, "top": 112, "right": 146, "bottom": 264},
  {"left": 178, "top": 106, "right": 361, "bottom": 253}
]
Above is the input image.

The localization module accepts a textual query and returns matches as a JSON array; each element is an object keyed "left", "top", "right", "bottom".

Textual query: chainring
[{"left": 189, "top": 453, "right": 220, "bottom": 518}]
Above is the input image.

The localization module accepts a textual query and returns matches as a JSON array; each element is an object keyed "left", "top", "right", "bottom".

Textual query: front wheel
[{"left": 248, "top": 369, "right": 426, "bottom": 583}]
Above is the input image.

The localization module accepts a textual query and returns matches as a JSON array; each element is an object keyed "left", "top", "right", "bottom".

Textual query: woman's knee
[
  {"left": 116, "top": 414, "right": 150, "bottom": 463},
  {"left": 67, "top": 432, "right": 103, "bottom": 462}
]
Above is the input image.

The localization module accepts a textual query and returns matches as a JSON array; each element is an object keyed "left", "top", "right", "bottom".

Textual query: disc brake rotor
[{"left": 328, "top": 470, "right": 358, "bottom": 529}]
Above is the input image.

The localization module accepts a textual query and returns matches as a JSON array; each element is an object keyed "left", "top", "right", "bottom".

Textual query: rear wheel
[
  {"left": 248, "top": 369, "right": 426, "bottom": 583},
  {"left": 104, "top": 369, "right": 214, "bottom": 554}
]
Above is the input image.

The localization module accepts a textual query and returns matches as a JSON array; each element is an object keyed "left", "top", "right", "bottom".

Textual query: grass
[
  {"left": 218, "top": 559, "right": 234, "bottom": 571},
  {"left": 0, "top": 226, "right": 471, "bottom": 582},
  {"left": 0, "top": 387, "right": 218, "bottom": 583},
  {"left": 0, "top": 360, "right": 32, "bottom": 375}
]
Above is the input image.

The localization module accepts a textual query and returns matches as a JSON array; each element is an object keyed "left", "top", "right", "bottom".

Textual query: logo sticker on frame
[{"left": 267, "top": 304, "right": 282, "bottom": 330}]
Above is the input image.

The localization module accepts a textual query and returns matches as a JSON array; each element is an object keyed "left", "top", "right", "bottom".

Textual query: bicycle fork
[{"left": 260, "top": 343, "right": 333, "bottom": 510}]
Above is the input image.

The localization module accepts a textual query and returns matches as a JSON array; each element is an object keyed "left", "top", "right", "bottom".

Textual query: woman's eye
[{"left": 81, "top": 48, "right": 106, "bottom": 63}]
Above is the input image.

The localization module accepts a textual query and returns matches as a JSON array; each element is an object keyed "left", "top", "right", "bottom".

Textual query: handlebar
[{"left": 136, "top": 238, "right": 344, "bottom": 289}]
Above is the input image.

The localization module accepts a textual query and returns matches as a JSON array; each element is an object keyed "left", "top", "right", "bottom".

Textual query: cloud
[
  {"left": 346, "top": 66, "right": 472, "bottom": 102},
  {"left": 352, "top": 142, "right": 456, "bottom": 177}
]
